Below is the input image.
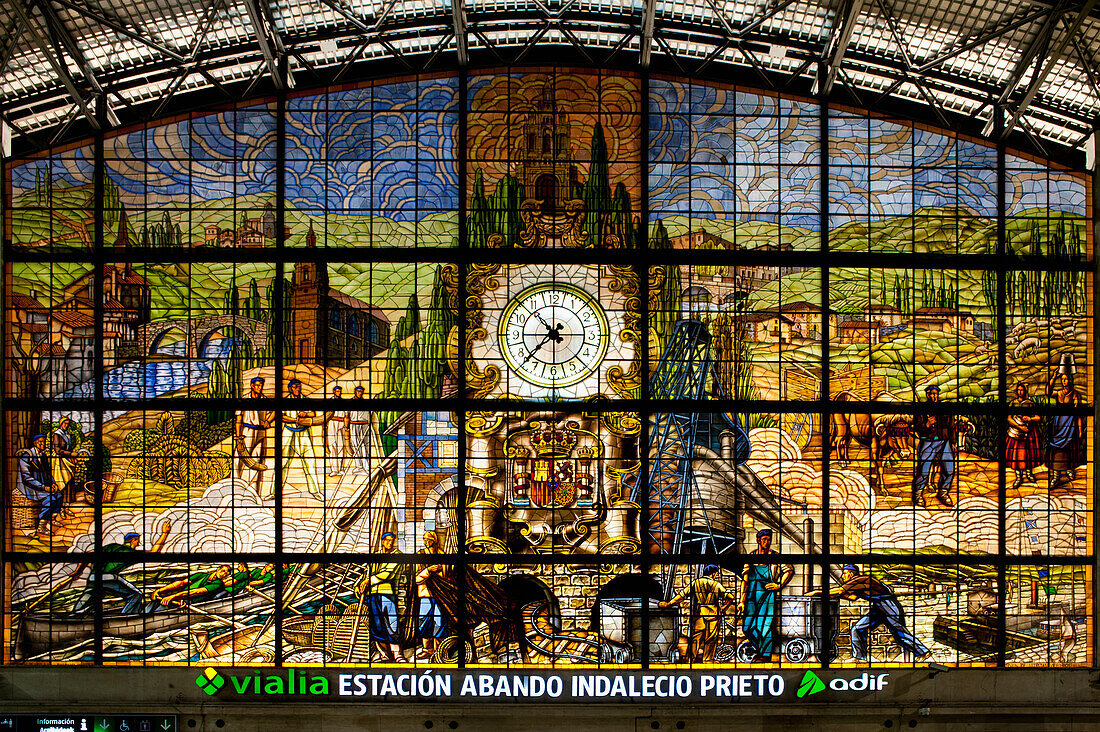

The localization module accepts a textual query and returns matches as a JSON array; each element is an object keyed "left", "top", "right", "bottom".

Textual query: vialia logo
[
  {"left": 195, "top": 668, "right": 225, "bottom": 696},
  {"left": 194, "top": 668, "right": 330, "bottom": 697}
]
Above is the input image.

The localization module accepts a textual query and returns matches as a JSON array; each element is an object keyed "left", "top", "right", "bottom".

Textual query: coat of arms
[{"left": 506, "top": 421, "right": 598, "bottom": 509}]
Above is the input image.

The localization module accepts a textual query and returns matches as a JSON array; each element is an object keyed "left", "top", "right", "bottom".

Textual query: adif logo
[
  {"left": 196, "top": 668, "right": 225, "bottom": 696},
  {"left": 828, "top": 673, "right": 890, "bottom": 692},
  {"left": 797, "top": 671, "right": 890, "bottom": 697},
  {"left": 797, "top": 671, "right": 826, "bottom": 698}
]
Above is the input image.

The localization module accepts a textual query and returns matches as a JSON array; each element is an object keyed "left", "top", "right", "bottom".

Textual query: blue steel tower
[{"left": 635, "top": 320, "right": 750, "bottom": 599}]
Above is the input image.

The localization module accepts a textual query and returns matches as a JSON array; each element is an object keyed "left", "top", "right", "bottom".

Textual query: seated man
[
  {"left": 17, "top": 434, "right": 64, "bottom": 537},
  {"left": 151, "top": 565, "right": 233, "bottom": 608}
]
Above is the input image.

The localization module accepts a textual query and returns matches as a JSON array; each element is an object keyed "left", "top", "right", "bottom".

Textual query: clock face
[{"left": 498, "top": 283, "right": 610, "bottom": 388}]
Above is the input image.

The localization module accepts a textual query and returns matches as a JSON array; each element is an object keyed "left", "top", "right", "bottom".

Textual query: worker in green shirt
[
  {"left": 69, "top": 520, "right": 172, "bottom": 615},
  {"left": 354, "top": 532, "right": 404, "bottom": 662},
  {"left": 224, "top": 563, "right": 254, "bottom": 595},
  {"left": 249, "top": 563, "right": 276, "bottom": 585},
  {"left": 151, "top": 565, "right": 233, "bottom": 607},
  {"left": 660, "top": 564, "right": 732, "bottom": 663}
]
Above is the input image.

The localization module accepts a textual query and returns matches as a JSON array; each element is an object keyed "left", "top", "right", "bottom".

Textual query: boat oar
[
  {"left": 243, "top": 585, "right": 304, "bottom": 615},
  {"left": 344, "top": 587, "right": 368, "bottom": 663},
  {"left": 21, "top": 574, "right": 76, "bottom": 615},
  {"left": 165, "top": 597, "right": 251, "bottom": 630}
]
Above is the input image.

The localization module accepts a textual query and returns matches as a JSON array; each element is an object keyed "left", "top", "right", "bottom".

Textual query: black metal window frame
[{"left": 1, "top": 64, "right": 1095, "bottom": 669}]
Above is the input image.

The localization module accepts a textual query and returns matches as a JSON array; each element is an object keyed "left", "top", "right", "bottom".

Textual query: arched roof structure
[{"left": 3, "top": 0, "right": 1100, "bottom": 158}]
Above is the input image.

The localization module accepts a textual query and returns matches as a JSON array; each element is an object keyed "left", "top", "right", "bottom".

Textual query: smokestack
[{"left": 802, "top": 517, "right": 815, "bottom": 594}]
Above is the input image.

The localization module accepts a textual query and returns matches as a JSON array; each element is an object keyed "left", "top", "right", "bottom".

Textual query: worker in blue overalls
[
  {"left": 813, "top": 564, "right": 931, "bottom": 662},
  {"left": 738, "top": 528, "right": 793, "bottom": 662}
]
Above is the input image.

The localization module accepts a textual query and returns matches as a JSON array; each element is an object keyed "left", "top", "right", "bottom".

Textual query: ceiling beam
[
  {"left": 7, "top": 0, "right": 100, "bottom": 130},
  {"left": 995, "top": 1, "right": 1068, "bottom": 107},
  {"left": 817, "top": 0, "right": 868, "bottom": 96},
  {"left": 0, "top": 16, "right": 26, "bottom": 78},
  {"left": 48, "top": 0, "right": 187, "bottom": 63},
  {"left": 1001, "top": 0, "right": 1100, "bottom": 137},
  {"left": 640, "top": 0, "right": 655, "bottom": 67},
  {"left": 451, "top": 0, "right": 467, "bottom": 65},
  {"left": 242, "top": 0, "right": 284, "bottom": 89}
]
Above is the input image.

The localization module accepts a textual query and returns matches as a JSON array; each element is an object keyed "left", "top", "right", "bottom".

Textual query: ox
[{"left": 829, "top": 392, "right": 914, "bottom": 493}]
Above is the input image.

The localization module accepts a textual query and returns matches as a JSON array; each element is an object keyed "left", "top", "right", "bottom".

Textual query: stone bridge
[{"left": 136, "top": 315, "right": 269, "bottom": 357}]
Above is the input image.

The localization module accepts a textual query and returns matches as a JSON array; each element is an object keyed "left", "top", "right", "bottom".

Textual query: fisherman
[
  {"left": 282, "top": 378, "right": 323, "bottom": 500},
  {"left": 223, "top": 562, "right": 254, "bottom": 596},
  {"left": 69, "top": 520, "right": 173, "bottom": 615},
  {"left": 347, "top": 385, "right": 378, "bottom": 475},
  {"left": 17, "top": 434, "right": 64, "bottom": 537},
  {"left": 221, "top": 562, "right": 274, "bottom": 596},
  {"left": 249, "top": 563, "right": 276, "bottom": 585},
  {"left": 811, "top": 564, "right": 931, "bottom": 662},
  {"left": 150, "top": 565, "right": 234, "bottom": 608},
  {"left": 411, "top": 530, "right": 448, "bottom": 660},
  {"left": 738, "top": 528, "right": 794, "bottom": 662},
  {"left": 324, "top": 385, "right": 351, "bottom": 477},
  {"left": 354, "top": 532, "right": 404, "bottom": 663},
  {"left": 235, "top": 377, "right": 273, "bottom": 499},
  {"left": 659, "top": 564, "right": 732, "bottom": 663}
]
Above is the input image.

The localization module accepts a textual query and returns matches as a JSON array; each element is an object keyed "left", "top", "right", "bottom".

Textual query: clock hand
[
  {"left": 520, "top": 331, "right": 555, "bottom": 367},
  {"left": 532, "top": 309, "right": 553, "bottom": 331}
]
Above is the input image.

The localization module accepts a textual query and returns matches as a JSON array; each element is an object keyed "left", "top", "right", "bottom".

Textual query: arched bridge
[{"left": 138, "top": 315, "right": 269, "bottom": 358}]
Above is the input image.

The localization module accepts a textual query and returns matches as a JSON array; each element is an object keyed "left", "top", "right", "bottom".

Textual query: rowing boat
[{"left": 15, "top": 585, "right": 272, "bottom": 660}]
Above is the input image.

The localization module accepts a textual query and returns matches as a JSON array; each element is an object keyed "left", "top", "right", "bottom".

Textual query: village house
[
  {"left": 203, "top": 203, "right": 281, "bottom": 247},
  {"left": 912, "top": 306, "right": 975, "bottom": 335},
  {"left": 775, "top": 300, "right": 832, "bottom": 340},
  {"left": 837, "top": 319, "right": 882, "bottom": 345},
  {"left": 384, "top": 410, "right": 459, "bottom": 552},
  {"left": 864, "top": 303, "right": 905, "bottom": 328},
  {"left": 743, "top": 310, "right": 795, "bottom": 344}
]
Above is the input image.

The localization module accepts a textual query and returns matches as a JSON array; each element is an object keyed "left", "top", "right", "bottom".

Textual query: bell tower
[{"left": 289, "top": 223, "right": 328, "bottom": 363}]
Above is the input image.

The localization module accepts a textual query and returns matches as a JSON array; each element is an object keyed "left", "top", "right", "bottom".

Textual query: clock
[
  {"left": 462, "top": 263, "right": 639, "bottom": 399},
  {"left": 498, "top": 282, "right": 609, "bottom": 388}
]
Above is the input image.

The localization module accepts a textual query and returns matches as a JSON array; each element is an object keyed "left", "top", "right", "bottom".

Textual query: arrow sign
[{"left": 160, "top": 724, "right": 171, "bottom": 731}]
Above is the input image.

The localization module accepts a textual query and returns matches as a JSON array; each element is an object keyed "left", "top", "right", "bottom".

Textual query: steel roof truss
[
  {"left": 873, "top": 0, "right": 950, "bottom": 128},
  {"left": 0, "top": 15, "right": 25, "bottom": 78},
  {"left": 8, "top": 0, "right": 100, "bottom": 129},
  {"left": 818, "top": 0, "right": 868, "bottom": 96},
  {"left": 451, "top": 0, "right": 467, "bottom": 66},
  {"left": 242, "top": 0, "right": 284, "bottom": 89},
  {"left": 150, "top": 0, "right": 228, "bottom": 118},
  {"left": 914, "top": 6, "right": 1051, "bottom": 75},
  {"left": 47, "top": 0, "right": 188, "bottom": 64},
  {"left": 995, "top": 0, "right": 1067, "bottom": 108},
  {"left": 1067, "top": 19, "right": 1100, "bottom": 100},
  {"left": 1003, "top": 0, "right": 1099, "bottom": 136}
]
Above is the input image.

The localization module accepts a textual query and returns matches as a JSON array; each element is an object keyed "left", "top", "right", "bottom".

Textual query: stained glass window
[{"left": 2, "top": 70, "right": 1092, "bottom": 670}]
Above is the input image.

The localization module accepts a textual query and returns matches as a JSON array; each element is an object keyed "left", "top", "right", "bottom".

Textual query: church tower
[{"left": 289, "top": 223, "right": 328, "bottom": 363}]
